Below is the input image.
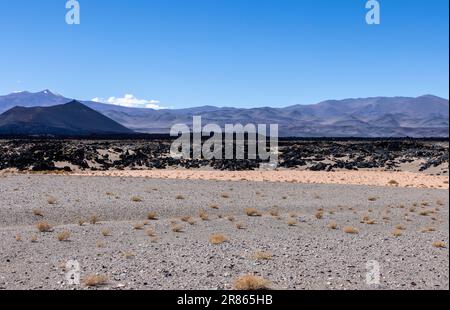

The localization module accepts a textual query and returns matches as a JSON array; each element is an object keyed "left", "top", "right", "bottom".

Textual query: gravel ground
[{"left": 0, "top": 174, "right": 448, "bottom": 290}]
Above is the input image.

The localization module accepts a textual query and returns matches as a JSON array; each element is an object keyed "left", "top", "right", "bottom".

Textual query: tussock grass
[
  {"left": 133, "top": 223, "right": 144, "bottom": 230},
  {"left": 199, "top": 209, "right": 209, "bottom": 221},
  {"left": 419, "top": 210, "right": 432, "bottom": 216},
  {"left": 96, "top": 240, "right": 105, "bottom": 248},
  {"left": 209, "top": 204, "right": 219, "bottom": 209},
  {"left": 32, "top": 209, "right": 44, "bottom": 217},
  {"left": 171, "top": 224, "right": 183, "bottom": 233},
  {"left": 15, "top": 234, "right": 22, "bottom": 242},
  {"left": 269, "top": 210, "right": 279, "bottom": 217},
  {"left": 78, "top": 220, "right": 85, "bottom": 226},
  {"left": 388, "top": 179, "right": 399, "bottom": 186},
  {"left": 395, "top": 224, "right": 406, "bottom": 230},
  {"left": 131, "top": 196, "right": 142, "bottom": 202},
  {"left": 287, "top": 219, "right": 297, "bottom": 226},
  {"left": 343, "top": 226, "right": 358, "bottom": 234},
  {"left": 101, "top": 228, "right": 111, "bottom": 236},
  {"left": 175, "top": 195, "right": 185, "bottom": 200},
  {"left": 245, "top": 208, "right": 262, "bottom": 217},
  {"left": 220, "top": 193, "right": 230, "bottom": 198},
  {"left": 47, "top": 196, "right": 57, "bottom": 205},
  {"left": 328, "top": 221, "right": 338, "bottom": 230},
  {"left": 234, "top": 275, "right": 271, "bottom": 290},
  {"left": 90, "top": 214, "right": 98, "bottom": 225},
  {"left": 361, "top": 215, "right": 376, "bottom": 225},
  {"left": 315, "top": 210, "right": 323, "bottom": 219},
  {"left": 227, "top": 216, "right": 235, "bottom": 222},
  {"left": 146, "top": 228, "right": 156, "bottom": 237},
  {"left": 57, "top": 230, "right": 70, "bottom": 242},
  {"left": 83, "top": 275, "right": 108, "bottom": 287},
  {"left": 236, "top": 223, "right": 245, "bottom": 230},
  {"left": 30, "top": 235, "right": 38, "bottom": 243},
  {"left": 209, "top": 233, "right": 228, "bottom": 244},
  {"left": 253, "top": 251, "right": 273, "bottom": 260},
  {"left": 147, "top": 212, "right": 157, "bottom": 220},
  {"left": 392, "top": 229, "right": 403, "bottom": 237},
  {"left": 420, "top": 227, "right": 436, "bottom": 233},
  {"left": 432, "top": 241, "right": 447, "bottom": 248},
  {"left": 123, "top": 252, "right": 135, "bottom": 259},
  {"left": 36, "top": 221, "right": 52, "bottom": 232}
]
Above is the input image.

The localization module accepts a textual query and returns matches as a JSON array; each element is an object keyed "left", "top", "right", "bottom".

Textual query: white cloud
[{"left": 92, "top": 94, "right": 167, "bottom": 110}]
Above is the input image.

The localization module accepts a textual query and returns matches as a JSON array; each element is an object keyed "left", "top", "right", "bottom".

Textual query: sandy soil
[
  {"left": 61, "top": 170, "right": 450, "bottom": 190},
  {"left": 0, "top": 174, "right": 448, "bottom": 290}
]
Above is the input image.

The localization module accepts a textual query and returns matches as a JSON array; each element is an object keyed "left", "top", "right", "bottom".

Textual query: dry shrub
[
  {"left": 133, "top": 223, "right": 144, "bottom": 230},
  {"left": 227, "top": 216, "right": 235, "bottom": 222},
  {"left": 392, "top": 229, "right": 403, "bottom": 237},
  {"left": 15, "top": 234, "right": 22, "bottom": 242},
  {"left": 36, "top": 221, "right": 52, "bottom": 232},
  {"left": 57, "top": 230, "right": 70, "bottom": 242},
  {"left": 78, "top": 220, "right": 85, "bottom": 226},
  {"left": 245, "top": 208, "right": 261, "bottom": 217},
  {"left": 236, "top": 223, "right": 245, "bottom": 230},
  {"left": 33, "top": 209, "right": 44, "bottom": 217},
  {"left": 436, "top": 200, "right": 444, "bottom": 206},
  {"left": 96, "top": 240, "right": 105, "bottom": 248},
  {"left": 419, "top": 210, "right": 432, "bottom": 216},
  {"left": 343, "top": 226, "right": 358, "bottom": 234},
  {"left": 328, "top": 221, "right": 338, "bottom": 230},
  {"left": 101, "top": 228, "right": 111, "bottom": 236},
  {"left": 221, "top": 193, "right": 230, "bottom": 198},
  {"left": 199, "top": 209, "right": 209, "bottom": 221},
  {"left": 209, "top": 233, "right": 228, "bottom": 244},
  {"left": 315, "top": 210, "right": 323, "bottom": 219},
  {"left": 83, "top": 275, "right": 108, "bottom": 287},
  {"left": 253, "top": 251, "right": 273, "bottom": 260},
  {"left": 234, "top": 275, "right": 271, "bottom": 290},
  {"left": 395, "top": 224, "right": 406, "bottom": 230},
  {"left": 131, "top": 196, "right": 142, "bottom": 202},
  {"left": 30, "top": 235, "right": 38, "bottom": 243},
  {"left": 171, "top": 224, "right": 183, "bottom": 233},
  {"left": 90, "top": 214, "right": 98, "bottom": 225},
  {"left": 361, "top": 215, "right": 376, "bottom": 225},
  {"left": 123, "top": 252, "right": 135, "bottom": 259},
  {"left": 269, "top": 210, "right": 279, "bottom": 217},
  {"left": 388, "top": 180, "right": 399, "bottom": 186},
  {"left": 432, "top": 241, "right": 447, "bottom": 248},
  {"left": 47, "top": 196, "right": 57, "bottom": 205},
  {"left": 175, "top": 195, "right": 185, "bottom": 200},
  {"left": 368, "top": 197, "right": 377, "bottom": 202},
  {"left": 147, "top": 212, "right": 157, "bottom": 220},
  {"left": 287, "top": 219, "right": 297, "bottom": 226},
  {"left": 146, "top": 228, "right": 156, "bottom": 237},
  {"left": 209, "top": 204, "right": 219, "bottom": 209}
]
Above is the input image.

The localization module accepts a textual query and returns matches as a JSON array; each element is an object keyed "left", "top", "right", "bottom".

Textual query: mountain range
[
  {"left": 0, "top": 90, "right": 448, "bottom": 137},
  {"left": 0, "top": 100, "right": 133, "bottom": 135}
]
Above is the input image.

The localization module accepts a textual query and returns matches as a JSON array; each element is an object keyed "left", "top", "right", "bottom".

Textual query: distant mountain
[
  {"left": 0, "top": 90, "right": 448, "bottom": 137},
  {"left": 0, "top": 100, "right": 134, "bottom": 136}
]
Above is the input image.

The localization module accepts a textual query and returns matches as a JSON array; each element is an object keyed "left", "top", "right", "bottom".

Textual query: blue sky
[{"left": 0, "top": 0, "right": 448, "bottom": 109}]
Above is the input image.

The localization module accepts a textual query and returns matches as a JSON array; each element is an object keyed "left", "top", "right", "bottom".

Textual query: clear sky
[{"left": 0, "top": 0, "right": 448, "bottom": 109}]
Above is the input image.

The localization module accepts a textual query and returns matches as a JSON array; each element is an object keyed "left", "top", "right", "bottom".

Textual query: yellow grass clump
[
  {"left": 245, "top": 208, "right": 262, "bottom": 217},
  {"left": 83, "top": 275, "right": 108, "bottom": 287},
  {"left": 328, "top": 221, "right": 338, "bottom": 230},
  {"left": 147, "top": 211, "right": 157, "bottom": 220},
  {"left": 343, "top": 226, "right": 359, "bottom": 234},
  {"left": 392, "top": 229, "right": 403, "bottom": 237},
  {"left": 253, "top": 251, "right": 273, "bottom": 260},
  {"left": 209, "top": 233, "right": 228, "bottom": 244},
  {"left": 36, "top": 221, "right": 52, "bottom": 232},
  {"left": 199, "top": 209, "right": 209, "bottom": 221},
  {"left": 57, "top": 230, "right": 71, "bottom": 242},
  {"left": 287, "top": 219, "right": 297, "bottom": 226},
  {"left": 432, "top": 241, "right": 447, "bottom": 248},
  {"left": 234, "top": 275, "right": 271, "bottom": 290},
  {"left": 101, "top": 228, "right": 111, "bottom": 236}
]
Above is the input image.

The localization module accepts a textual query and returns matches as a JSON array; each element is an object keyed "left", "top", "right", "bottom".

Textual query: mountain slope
[
  {"left": 0, "top": 101, "right": 134, "bottom": 135},
  {"left": 0, "top": 91, "right": 448, "bottom": 137}
]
